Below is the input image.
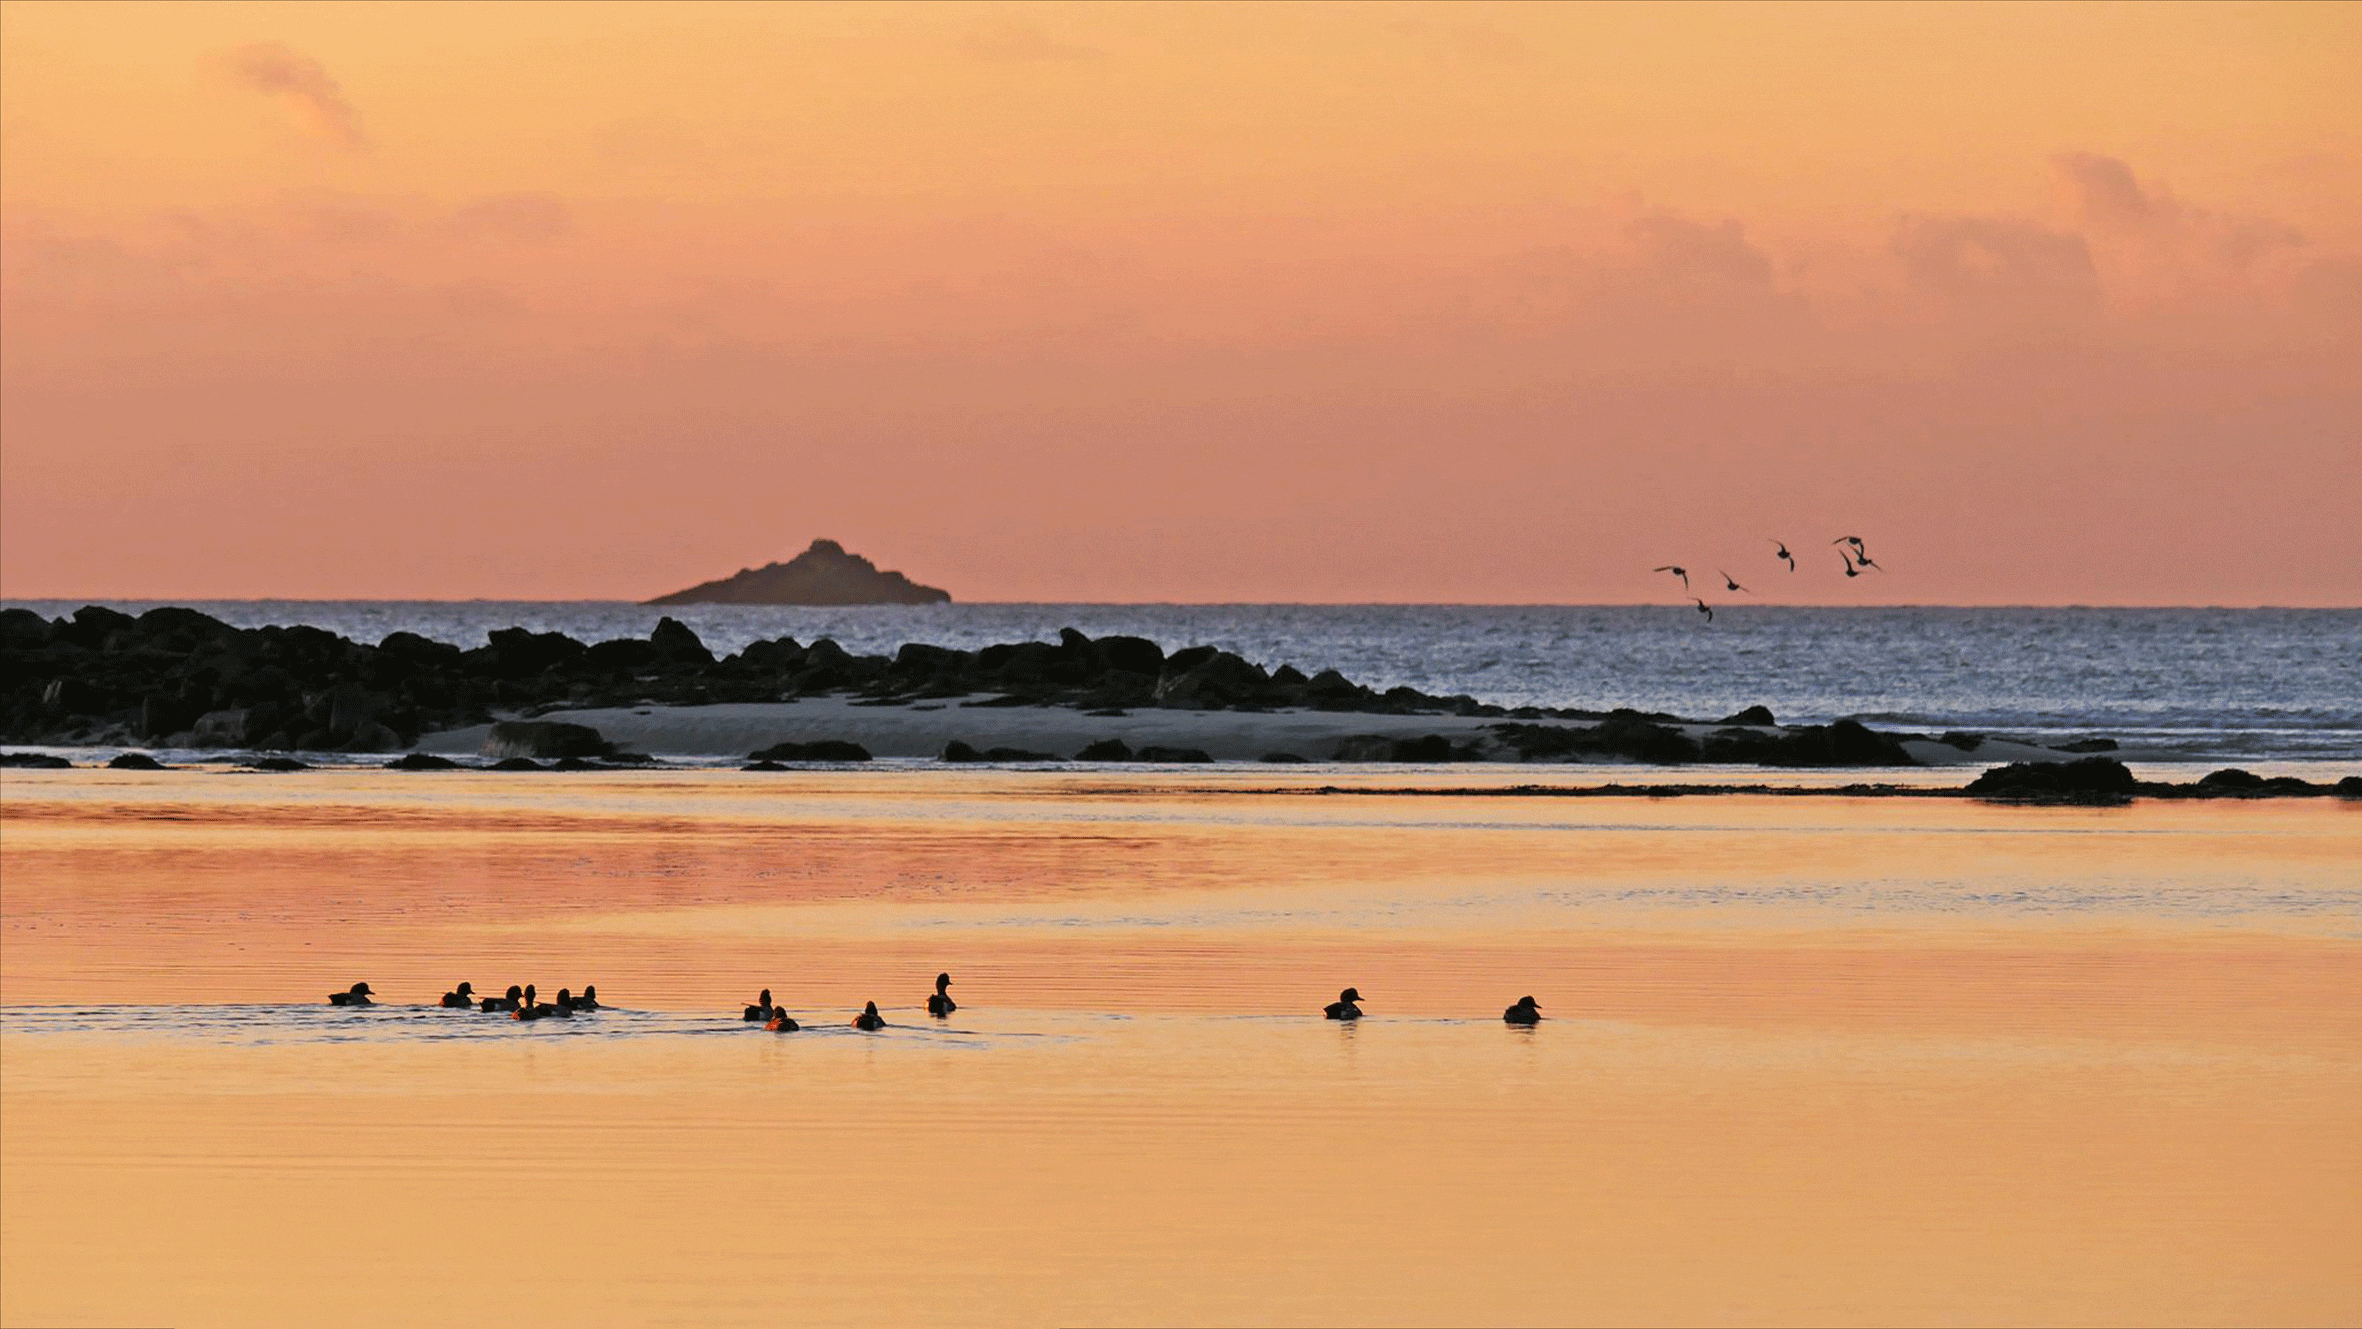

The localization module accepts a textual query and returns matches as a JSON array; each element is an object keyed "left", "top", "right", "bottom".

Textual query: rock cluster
[{"left": 0, "top": 606, "right": 1591, "bottom": 754}]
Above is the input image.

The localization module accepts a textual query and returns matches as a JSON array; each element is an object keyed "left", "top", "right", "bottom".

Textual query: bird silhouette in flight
[
  {"left": 1839, "top": 549, "right": 1862, "bottom": 578},
  {"left": 1654, "top": 565, "right": 1689, "bottom": 590},
  {"left": 1719, "top": 570, "right": 1750, "bottom": 593},
  {"left": 1853, "top": 548, "right": 1884, "bottom": 572},
  {"left": 1771, "top": 541, "right": 1795, "bottom": 571},
  {"left": 1693, "top": 597, "right": 1715, "bottom": 623},
  {"left": 1833, "top": 536, "right": 1867, "bottom": 557}
]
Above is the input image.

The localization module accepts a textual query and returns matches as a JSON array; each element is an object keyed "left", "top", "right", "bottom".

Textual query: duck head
[
  {"left": 1338, "top": 987, "right": 1361, "bottom": 1004},
  {"left": 581, "top": 985, "right": 597, "bottom": 1002},
  {"left": 759, "top": 988, "right": 772, "bottom": 1006},
  {"left": 1516, "top": 996, "right": 1539, "bottom": 1011},
  {"left": 504, "top": 985, "right": 524, "bottom": 1002},
  {"left": 349, "top": 982, "right": 372, "bottom": 998},
  {"left": 863, "top": 1001, "right": 880, "bottom": 1017},
  {"left": 455, "top": 982, "right": 473, "bottom": 997},
  {"left": 935, "top": 973, "right": 952, "bottom": 992}
]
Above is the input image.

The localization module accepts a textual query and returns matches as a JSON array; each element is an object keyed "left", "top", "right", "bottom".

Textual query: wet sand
[{"left": 2, "top": 769, "right": 2357, "bottom": 1326}]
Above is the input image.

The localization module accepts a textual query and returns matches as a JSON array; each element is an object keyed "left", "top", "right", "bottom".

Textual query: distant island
[{"left": 647, "top": 539, "right": 950, "bottom": 606}]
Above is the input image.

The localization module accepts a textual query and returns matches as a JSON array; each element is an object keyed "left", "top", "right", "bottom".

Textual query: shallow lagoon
[{"left": 3, "top": 769, "right": 2357, "bottom": 1326}]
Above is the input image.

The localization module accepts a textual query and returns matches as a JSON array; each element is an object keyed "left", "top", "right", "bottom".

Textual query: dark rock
[
  {"left": 649, "top": 617, "right": 714, "bottom": 665},
  {"left": 586, "top": 638, "right": 660, "bottom": 670},
  {"left": 1095, "top": 636, "right": 1164, "bottom": 676},
  {"left": 941, "top": 740, "right": 984, "bottom": 763},
  {"left": 1075, "top": 738, "right": 1133, "bottom": 761},
  {"left": 1965, "top": 757, "right": 2137, "bottom": 799},
  {"left": 1156, "top": 650, "right": 1270, "bottom": 710},
  {"left": 190, "top": 709, "right": 251, "bottom": 748},
  {"left": 1258, "top": 751, "right": 1311, "bottom": 763},
  {"left": 1333, "top": 733, "right": 1462, "bottom": 762},
  {"left": 490, "top": 757, "right": 546, "bottom": 771},
  {"left": 244, "top": 756, "right": 311, "bottom": 771},
  {"left": 2338, "top": 776, "right": 2362, "bottom": 798},
  {"left": 1938, "top": 731, "right": 1986, "bottom": 751},
  {"left": 386, "top": 752, "right": 461, "bottom": 770},
  {"left": 2053, "top": 737, "right": 2120, "bottom": 753},
  {"left": 1718, "top": 705, "right": 1776, "bottom": 727},
  {"left": 648, "top": 538, "right": 951, "bottom": 606},
  {"left": 745, "top": 739, "right": 872, "bottom": 762},
  {"left": 343, "top": 720, "right": 404, "bottom": 754},
  {"left": 477, "top": 627, "right": 588, "bottom": 679},
  {"left": 1085, "top": 708, "right": 1128, "bottom": 718},
  {"left": 1134, "top": 745, "right": 1212, "bottom": 763},
  {"left": 602, "top": 751, "right": 657, "bottom": 764},
  {"left": 551, "top": 756, "right": 601, "bottom": 771},
  {"left": 0, "top": 608, "right": 52, "bottom": 649},
  {"left": 484, "top": 720, "right": 611, "bottom": 760},
  {"left": 1, "top": 751, "right": 71, "bottom": 768},
  {"left": 377, "top": 631, "right": 463, "bottom": 667},
  {"left": 2198, "top": 768, "right": 2265, "bottom": 790},
  {"left": 107, "top": 751, "right": 167, "bottom": 770},
  {"left": 742, "top": 760, "right": 789, "bottom": 772}
]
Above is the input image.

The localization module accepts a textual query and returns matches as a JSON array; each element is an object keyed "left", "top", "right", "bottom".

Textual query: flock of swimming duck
[{"left": 327, "top": 979, "right": 1549, "bottom": 1026}]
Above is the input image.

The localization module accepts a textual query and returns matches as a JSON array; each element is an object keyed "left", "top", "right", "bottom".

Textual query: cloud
[
  {"left": 2052, "top": 151, "right": 2160, "bottom": 227},
  {"left": 961, "top": 21, "right": 1100, "bottom": 63},
  {"left": 1627, "top": 212, "right": 1774, "bottom": 287},
  {"left": 448, "top": 194, "right": 573, "bottom": 243},
  {"left": 1891, "top": 214, "right": 2099, "bottom": 317},
  {"left": 219, "top": 43, "right": 368, "bottom": 149}
]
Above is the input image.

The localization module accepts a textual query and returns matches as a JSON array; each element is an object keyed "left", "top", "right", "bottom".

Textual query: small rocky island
[{"left": 647, "top": 539, "right": 949, "bottom": 606}]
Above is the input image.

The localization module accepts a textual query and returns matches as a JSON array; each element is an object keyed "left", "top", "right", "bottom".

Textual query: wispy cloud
[{"left": 219, "top": 42, "right": 368, "bottom": 149}]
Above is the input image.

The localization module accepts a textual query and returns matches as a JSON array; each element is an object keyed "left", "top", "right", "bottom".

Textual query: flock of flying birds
[{"left": 1654, "top": 536, "right": 1883, "bottom": 622}]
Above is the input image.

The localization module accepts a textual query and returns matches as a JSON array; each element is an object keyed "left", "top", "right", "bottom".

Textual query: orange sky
[{"left": 2, "top": 1, "right": 2356, "bottom": 604}]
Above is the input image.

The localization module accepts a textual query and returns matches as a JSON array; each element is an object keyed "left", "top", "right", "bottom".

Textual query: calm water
[
  {"left": 3, "top": 771, "right": 2358, "bottom": 1326},
  {"left": 10, "top": 601, "right": 2360, "bottom": 760}
]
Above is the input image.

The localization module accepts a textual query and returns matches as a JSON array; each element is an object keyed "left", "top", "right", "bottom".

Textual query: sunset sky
[{"left": 2, "top": 1, "right": 2355, "bottom": 604}]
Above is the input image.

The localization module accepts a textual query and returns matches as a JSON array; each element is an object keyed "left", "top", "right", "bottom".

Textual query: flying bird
[
  {"left": 1719, "top": 570, "right": 1750, "bottom": 593},
  {"left": 1771, "top": 540, "right": 1795, "bottom": 571},
  {"left": 1839, "top": 549, "right": 1861, "bottom": 578},
  {"left": 1853, "top": 549, "right": 1884, "bottom": 572},
  {"left": 1654, "top": 565, "right": 1689, "bottom": 590},
  {"left": 1693, "top": 597, "right": 1715, "bottom": 623},
  {"left": 1833, "top": 536, "right": 1867, "bottom": 556}
]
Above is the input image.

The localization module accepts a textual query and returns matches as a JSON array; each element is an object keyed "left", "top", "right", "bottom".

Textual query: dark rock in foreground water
[
  {"left": 1966, "top": 757, "right": 2138, "bottom": 800},
  {"left": 387, "top": 752, "right": 461, "bottom": 771},
  {"left": 1, "top": 751, "right": 72, "bottom": 768},
  {"left": 484, "top": 720, "right": 611, "bottom": 760},
  {"left": 745, "top": 739, "right": 872, "bottom": 763},
  {"left": 107, "top": 751, "right": 166, "bottom": 770}
]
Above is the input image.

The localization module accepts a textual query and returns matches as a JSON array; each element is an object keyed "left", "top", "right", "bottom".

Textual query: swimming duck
[
  {"left": 513, "top": 984, "right": 545, "bottom": 1020},
  {"left": 440, "top": 982, "right": 475, "bottom": 1009},
  {"left": 766, "top": 1009, "right": 801, "bottom": 1032},
  {"left": 546, "top": 988, "right": 576, "bottom": 1018},
  {"left": 852, "top": 1001, "right": 885, "bottom": 1031},
  {"left": 328, "top": 982, "right": 374, "bottom": 1007},
  {"left": 1503, "top": 996, "right": 1542, "bottom": 1025},
  {"left": 572, "top": 985, "right": 600, "bottom": 1011},
  {"left": 1323, "top": 987, "right": 1363, "bottom": 1020},
  {"left": 743, "top": 989, "right": 774, "bottom": 1022},
  {"left": 925, "top": 972, "right": 956, "bottom": 1017},
  {"left": 481, "top": 984, "right": 524, "bottom": 1013}
]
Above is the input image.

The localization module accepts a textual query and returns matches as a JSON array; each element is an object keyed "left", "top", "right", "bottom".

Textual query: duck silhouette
[
  {"left": 765, "top": 1009, "right": 801, "bottom": 1032},
  {"left": 852, "top": 1001, "right": 886, "bottom": 1031},
  {"left": 481, "top": 984, "right": 523, "bottom": 1013},
  {"left": 1772, "top": 540, "right": 1796, "bottom": 571},
  {"left": 1653, "top": 565, "right": 1690, "bottom": 590},
  {"left": 572, "top": 985, "right": 600, "bottom": 1011},
  {"left": 439, "top": 982, "right": 474, "bottom": 1009},
  {"left": 1503, "top": 996, "right": 1542, "bottom": 1025},
  {"left": 743, "top": 989, "right": 774, "bottom": 1022},
  {"left": 925, "top": 973, "right": 956, "bottom": 1017},
  {"left": 1323, "top": 987, "right": 1364, "bottom": 1020},
  {"left": 328, "top": 982, "right": 373, "bottom": 1007},
  {"left": 547, "top": 988, "right": 576, "bottom": 1018},
  {"left": 513, "top": 984, "right": 545, "bottom": 1021}
]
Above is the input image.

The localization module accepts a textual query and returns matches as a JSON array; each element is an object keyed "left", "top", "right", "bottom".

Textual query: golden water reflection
[{"left": 2, "top": 770, "right": 2357, "bottom": 1326}]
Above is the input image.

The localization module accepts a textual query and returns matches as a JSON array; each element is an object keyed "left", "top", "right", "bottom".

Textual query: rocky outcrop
[
  {"left": 648, "top": 539, "right": 950, "bottom": 606},
  {"left": 745, "top": 739, "right": 872, "bottom": 762},
  {"left": 0, "top": 602, "right": 1930, "bottom": 768}
]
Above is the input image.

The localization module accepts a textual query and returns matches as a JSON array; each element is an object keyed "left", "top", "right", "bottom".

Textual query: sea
[{"left": 6, "top": 601, "right": 2358, "bottom": 763}]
